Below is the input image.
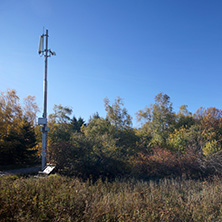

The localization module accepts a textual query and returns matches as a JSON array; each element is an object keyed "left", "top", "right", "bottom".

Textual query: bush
[
  {"left": 131, "top": 147, "right": 201, "bottom": 179},
  {"left": 49, "top": 134, "right": 130, "bottom": 180}
]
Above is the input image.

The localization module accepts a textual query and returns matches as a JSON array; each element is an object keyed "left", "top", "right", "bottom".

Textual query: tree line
[{"left": 1, "top": 89, "right": 222, "bottom": 179}]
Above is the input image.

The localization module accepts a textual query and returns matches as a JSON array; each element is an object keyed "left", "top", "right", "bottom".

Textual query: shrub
[
  {"left": 49, "top": 134, "right": 130, "bottom": 180},
  {"left": 131, "top": 147, "right": 201, "bottom": 179}
]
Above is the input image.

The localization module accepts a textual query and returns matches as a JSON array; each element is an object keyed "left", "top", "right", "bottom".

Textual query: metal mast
[
  {"left": 38, "top": 29, "right": 56, "bottom": 171},
  {"left": 43, "top": 29, "right": 48, "bottom": 120}
]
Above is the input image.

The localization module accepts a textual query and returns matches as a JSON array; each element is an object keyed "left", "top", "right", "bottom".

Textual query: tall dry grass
[{"left": 1, "top": 174, "right": 222, "bottom": 221}]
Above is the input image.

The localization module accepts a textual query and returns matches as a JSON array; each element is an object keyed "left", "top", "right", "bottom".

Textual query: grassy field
[{"left": 1, "top": 174, "right": 222, "bottom": 221}]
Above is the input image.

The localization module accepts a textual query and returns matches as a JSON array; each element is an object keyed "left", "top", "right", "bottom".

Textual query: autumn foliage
[
  {"left": 1, "top": 89, "right": 222, "bottom": 179},
  {"left": 131, "top": 147, "right": 200, "bottom": 179},
  {"left": 0, "top": 90, "right": 39, "bottom": 166}
]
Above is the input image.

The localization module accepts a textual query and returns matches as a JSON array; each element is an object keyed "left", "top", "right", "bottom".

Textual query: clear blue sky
[{"left": 1, "top": 0, "right": 222, "bottom": 126}]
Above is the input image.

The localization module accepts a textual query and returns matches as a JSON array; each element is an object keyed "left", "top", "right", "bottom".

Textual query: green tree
[
  {"left": 48, "top": 104, "right": 73, "bottom": 144},
  {"left": 175, "top": 105, "right": 195, "bottom": 129},
  {"left": 104, "top": 97, "right": 132, "bottom": 130},
  {"left": 51, "top": 116, "right": 130, "bottom": 179},
  {"left": 104, "top": 97, "right": 138, "bottom": 154},
  {"left": 48, "top": 104, "right": 72, "bottom": 124},
  {"left": 137, "top": 93, "right": 175, "bottom": 148},
  {"left": 70, "top": 116, "right": 85, "bottom": 133}
]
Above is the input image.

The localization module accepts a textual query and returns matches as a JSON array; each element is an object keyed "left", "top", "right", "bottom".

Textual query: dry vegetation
[
  {"left": 1, "top": 174, "right": 222, "bottom": 221},
  {"left": 2, "top": 91, "right": 222, "bottom": 221}
]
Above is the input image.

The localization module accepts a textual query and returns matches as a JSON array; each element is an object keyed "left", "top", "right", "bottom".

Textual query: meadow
[
  {"left": 2, "top": 90, "right": 222, "bottom": 221},
  {"left": 1, "top": 174, "right": 222, "bottom": 221}
]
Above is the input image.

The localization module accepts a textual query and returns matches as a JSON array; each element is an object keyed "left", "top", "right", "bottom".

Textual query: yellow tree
[
  {"left": 194, "top": 107, "right": 222, "bottom": 155},
  {"left": 0, "top": 89, "right": 39, "bottom": 165}
]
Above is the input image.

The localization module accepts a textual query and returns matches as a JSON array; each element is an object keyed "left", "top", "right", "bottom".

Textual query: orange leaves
[
  {"left": 195, "top": 107, "right": 222, "bottom": 130},
  {"left": 131, "top": 147, "right": 199, "bottom": 178}
]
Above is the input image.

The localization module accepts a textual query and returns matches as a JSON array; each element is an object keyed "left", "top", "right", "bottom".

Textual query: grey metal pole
[
  {"left": 43, "top": 29, "right": 48, "bottom": 119},
  {"left": 42, "top": 29, "right": 48, "bottom": 170}
]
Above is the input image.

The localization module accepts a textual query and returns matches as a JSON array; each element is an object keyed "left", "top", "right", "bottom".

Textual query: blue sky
[{"left": 1, "top": 0, "right": 222, "bottom": 126}]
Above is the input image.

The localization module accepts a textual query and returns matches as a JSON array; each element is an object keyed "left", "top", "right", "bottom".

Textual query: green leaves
[
  {"left": 104, "top": 97, "right": 132, "bottom": 130},
  {"left": 137, "top": 93, "right": 175, "bottom": 148}
]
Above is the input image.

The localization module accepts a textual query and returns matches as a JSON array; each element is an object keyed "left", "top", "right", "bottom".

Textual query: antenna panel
[{"left": 38, "top": 35, "right": 43, "bottom": 54}]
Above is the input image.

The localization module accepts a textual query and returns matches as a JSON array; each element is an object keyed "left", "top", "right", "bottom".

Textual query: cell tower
[{"left": 38, "top": 29, "right": 56, "bottom": 171}]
